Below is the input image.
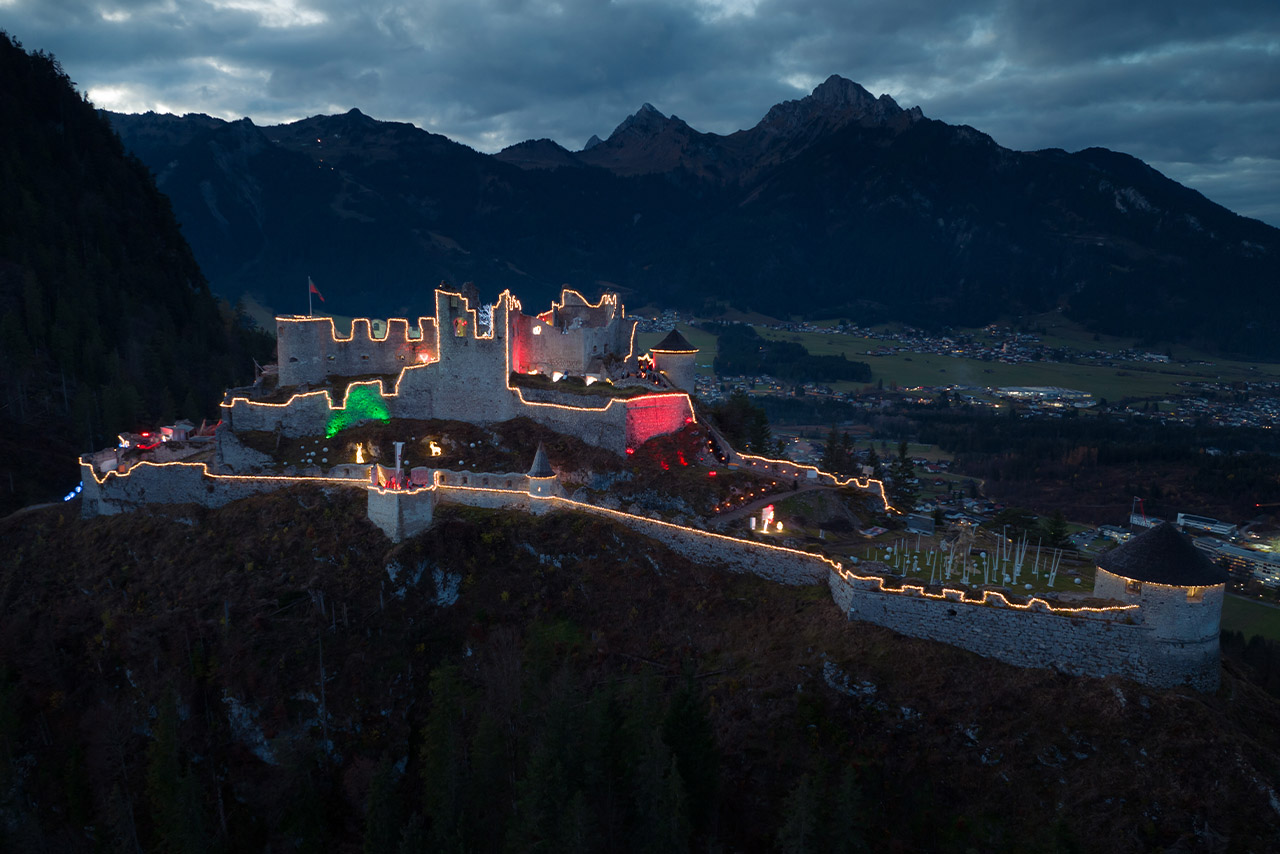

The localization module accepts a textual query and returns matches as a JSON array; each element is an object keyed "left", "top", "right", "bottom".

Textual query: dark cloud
[{"left": 3, "top": 0, "right": 1276, "bottom": 224}]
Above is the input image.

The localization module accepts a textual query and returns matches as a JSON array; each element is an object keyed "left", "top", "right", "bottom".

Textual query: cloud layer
[{"left": 5, "top": 0, "right": 1278, "bottom": 224}]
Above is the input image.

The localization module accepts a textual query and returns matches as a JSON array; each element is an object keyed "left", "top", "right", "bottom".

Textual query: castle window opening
[
  {"left": 1126, "top": 580, "right": 1142, "bottom": 595},
  {"left": 1187, "top": 586, "right": 1205, "bottom": 603},
  {"left": 327, "top": 355, "right": 335, "bottom": 361},
  {"left": 289, "top": 357, "right": 298, "bottom": 362}
]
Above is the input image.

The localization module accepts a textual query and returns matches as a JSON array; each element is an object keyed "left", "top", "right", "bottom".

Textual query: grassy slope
[
  {"left": 2, "top": 489, "right": 1279, "bottom": 851},
  {"left": 1223, "top": 594, "right": 1280, "bottom": 643}
]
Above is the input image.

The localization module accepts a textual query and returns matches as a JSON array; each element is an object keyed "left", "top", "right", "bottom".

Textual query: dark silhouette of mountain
[
  {"left": 0, "top": 33, "right": 272, "bottom": 514},
  {"left": 107, "top": 76, "right": 1280, "bottom": 356}
]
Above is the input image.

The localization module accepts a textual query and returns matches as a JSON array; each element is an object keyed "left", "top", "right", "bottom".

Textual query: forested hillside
[
  {"left": 0, "top": 33, "right": 271, "bottom": 514},
  {"left": 3, "top": 490, "right": 1280, "bottom": 851}
]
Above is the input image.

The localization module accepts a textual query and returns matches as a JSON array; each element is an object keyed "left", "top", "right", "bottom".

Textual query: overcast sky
[{"left": 4, "top": 0, "right": 1278, "bottom": 225}]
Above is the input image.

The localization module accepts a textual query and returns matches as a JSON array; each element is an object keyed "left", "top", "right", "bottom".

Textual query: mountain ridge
[{"left": 105, "top": 75, "right": 1280, "bottom": 356}]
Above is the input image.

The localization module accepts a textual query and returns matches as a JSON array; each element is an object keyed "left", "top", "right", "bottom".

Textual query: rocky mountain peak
[
  {"left": 583, "top": 134, "right": 604, "bottom": 151},
  {"left": 809, "top": 74, "right": 878, "bottom": 110},
  {"left": 607, "top": 102, "right": 689, "bottom": 141},
  {"left": 755, "top": 74, "right": 921, "bottom": 138}
]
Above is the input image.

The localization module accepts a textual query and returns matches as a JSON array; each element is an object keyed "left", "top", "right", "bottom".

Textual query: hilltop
[{"left": 2, "top": 487, "right": 1280, "bottom": 851}]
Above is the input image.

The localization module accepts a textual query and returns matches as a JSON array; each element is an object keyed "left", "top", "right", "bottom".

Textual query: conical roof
[
  {"left": 527, "top": 442, "right": 554, "bottom": 478},
  {"left": 1096, "top": 522, "right": 1228, "bottom": 586},
  {"left": 652, "top": 328, "right": 696, "bottom": 352}
]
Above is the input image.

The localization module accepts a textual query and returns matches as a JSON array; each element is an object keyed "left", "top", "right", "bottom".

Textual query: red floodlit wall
[{"left": 624, "top": 394, "right": 694, "bottom": 449}]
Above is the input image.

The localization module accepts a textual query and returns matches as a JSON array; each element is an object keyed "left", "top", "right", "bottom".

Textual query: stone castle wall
[
  {"left": 79, "top": 461, "right": 364, "bottom": 517},
  {"left": 624, "top": 394, "right": 696, "bottom": 450},
  {"left": 226, "top": 289, "right": 692, "bottom": 458},
  {"left": 79, "top": 456, "right": 1221, "bottom": 690},
  {"left": 828, "top": 568, "right": 1220, "bottom": 692},
  {"left": 277, "top": 316, "right": 438, "bottom": 387},
  {"left": 363, "top": 484, "right": 831, "bottom": 583}
]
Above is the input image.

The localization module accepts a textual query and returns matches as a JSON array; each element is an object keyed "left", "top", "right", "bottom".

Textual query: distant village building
[{"left": 1176, "top": 512, "right": 1238, "bottom": 538}]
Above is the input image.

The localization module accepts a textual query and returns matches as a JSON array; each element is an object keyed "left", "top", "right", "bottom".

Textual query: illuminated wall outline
[
  {"left": 79, "top": 450, "right": 1215, "bottom": 689},
  {"left": 225, "top": 288, "right": 692, "bottom": 454}
]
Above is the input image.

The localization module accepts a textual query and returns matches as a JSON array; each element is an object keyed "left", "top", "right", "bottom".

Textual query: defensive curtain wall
[
  {"left": 828, "top": 570, "right": 1220, "bottom": 692},
  {"left": 365, "top": 473, "right": 1221, "bottom": 692},
  {"left": 78, "top": 451, "right": 1222, "bottom": 692},
  {"left": 78, "top": 460, "right": 367, "bottom": 517}
]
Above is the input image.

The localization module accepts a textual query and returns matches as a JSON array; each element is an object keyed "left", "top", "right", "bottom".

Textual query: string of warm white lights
[
  {"left": 230, "top": 289, "right": 695, "bottom": 429},
  {"left": 84, "top": 454, "right": 1136, "bottom": 620},
  {"left": 367, "top": 474, "right": 1137, "bottom": 618},
  {"left": 80, "top": 459, "right": 361, "bottom": 487}
]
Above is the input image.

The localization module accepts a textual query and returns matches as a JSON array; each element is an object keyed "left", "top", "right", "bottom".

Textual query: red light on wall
[
  {"left": 626, "top": 448, "right": 635, "bottom": 455},
  {"left": 709, "top": 471, "right": 717, "bottom": 477},
  {"left": 661, "top": 461, "right": 670, "bottom": 471}
]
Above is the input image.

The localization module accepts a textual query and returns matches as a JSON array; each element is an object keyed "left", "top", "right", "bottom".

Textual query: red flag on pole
[{"left": 308, "top": 277, "right": 325, "bottom": 302}]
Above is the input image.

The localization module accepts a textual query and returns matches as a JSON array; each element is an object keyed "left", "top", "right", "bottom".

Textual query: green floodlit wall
[{"left": 326, "top": 385, "right": 391, "bottom": 438}]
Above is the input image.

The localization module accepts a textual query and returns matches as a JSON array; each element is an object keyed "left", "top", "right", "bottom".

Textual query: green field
[
  {"left": 752, "top": 323, "right": 1280, "bottom": 402},
  {"left": 1222, "top": 594, "right": 1280, "bottom": 642}
]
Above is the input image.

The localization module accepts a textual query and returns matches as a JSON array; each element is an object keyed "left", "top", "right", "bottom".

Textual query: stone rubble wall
[
  {"left": 828, "top": 568, "right": 1220, "bottom": 692},
  {"left": 581, "top": 503, "right": 829, "bottom": 585},
  {"left": 214, "top": 422, "right": 279, "bottom": 473},
  {"left": 224, "top": 390, "right": 333, "bottom": 437},
  {"left": 78, "top": 461, "right": 363, "bottom": 518}
]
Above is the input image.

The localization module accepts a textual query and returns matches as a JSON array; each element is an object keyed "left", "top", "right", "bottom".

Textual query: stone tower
[
  {"left": 526, "top": 442, "right": 557, "bottom": 498},
  {"left": 650, "top": 328, "right": 698, "bottom": 392},
  {"left": 1094, "top": 522, "right": 1229, "bottom": 691}
]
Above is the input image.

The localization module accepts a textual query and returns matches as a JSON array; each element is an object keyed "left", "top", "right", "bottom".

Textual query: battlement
[
  {"left": 275, "top": 287, "right": 633, "bottom": 392},
  {"left": 277, "top": 315, "right": 440, "bottom": 387}
]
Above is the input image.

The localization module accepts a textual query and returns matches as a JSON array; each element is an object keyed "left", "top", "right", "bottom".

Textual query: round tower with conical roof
[
  {"left": 526, "top": 442, "right": 558, "bottom": 498},
  {"left": 1094, "top": 522, "right": 1228, "bottom": 691},
  {"left": 650, "top": 328, "right": 698, "bottom": 392}
]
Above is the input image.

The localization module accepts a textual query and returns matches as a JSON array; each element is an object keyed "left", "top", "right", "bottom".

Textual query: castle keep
[
  {"left": 77, "top": 284, "right": 1226, "bottom": 693},
  {"left": 223, "top": 286, "right": 694, "bottom": 457}
]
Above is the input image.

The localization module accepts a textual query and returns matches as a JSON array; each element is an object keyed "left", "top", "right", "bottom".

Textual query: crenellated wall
[
  {"left": 277, "top": 316, "right": 438, "bottom": 387},
  {"left": 828, "top": 568, "right": 1221, "bottom": 692},
  {"left": 226, "top": 288, "right": 692, "bottom": 456}
]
